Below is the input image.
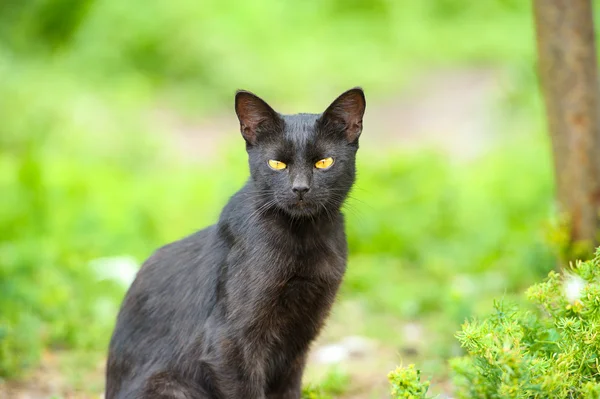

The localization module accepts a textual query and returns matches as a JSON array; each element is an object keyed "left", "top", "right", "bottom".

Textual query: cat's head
[{"left": 235, "top": 88, "right": 366, "bottom": 218}]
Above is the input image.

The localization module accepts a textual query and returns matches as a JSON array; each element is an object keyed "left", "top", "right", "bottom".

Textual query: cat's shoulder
[{"left": 127, "top": 225, "right": 219, "bottom": 292}]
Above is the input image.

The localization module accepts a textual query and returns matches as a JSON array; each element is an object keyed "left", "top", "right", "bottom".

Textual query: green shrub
[
  {"left": 392, "top": 248, "right": 600, "bottom": 398},
  {"left": 388, "top": 364, "right": 432, "bottom": 399}
]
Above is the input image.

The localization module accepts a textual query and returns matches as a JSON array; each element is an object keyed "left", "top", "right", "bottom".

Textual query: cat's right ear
[
  {"left": 235, "top": 90, "right": 281, "bottom": 145},
  {"left": 321, "top": 87, "right": 366, "bottom": 143}
]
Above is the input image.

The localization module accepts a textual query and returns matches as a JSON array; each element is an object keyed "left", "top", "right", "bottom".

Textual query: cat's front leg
[
  {"left": 225, "top": 365, "right": 267, "bottom": 399},
  {"left": 218, "top": 340, "right": 268, "bottom": 399},
  {"left": 266, "top": 354, "right": 306, "bottom": 399},
  {"left": 139, "top": 371, "right": 211, "bottom": 398},
  {"left": 266, "top": 382, "right": 302, "bottom": 399}
]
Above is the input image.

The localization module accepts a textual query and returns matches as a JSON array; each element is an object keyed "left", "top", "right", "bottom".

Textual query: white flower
[{"left": 563, "top": 274, "right": 585, "bottom": 304}]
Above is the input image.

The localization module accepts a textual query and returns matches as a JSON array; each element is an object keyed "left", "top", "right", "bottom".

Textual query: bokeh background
[{"left": 0, "top": 0, "right": 591, "bottom": 397}]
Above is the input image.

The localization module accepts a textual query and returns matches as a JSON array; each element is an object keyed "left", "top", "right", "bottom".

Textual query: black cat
[{"left": 105, "top": 87, "right": 366, "bottom": 399}]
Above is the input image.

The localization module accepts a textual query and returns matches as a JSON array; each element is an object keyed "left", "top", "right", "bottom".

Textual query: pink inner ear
[
  {"left": 325, "top": 89, "right": 365, "bottom": 142},
  {"left": 340, "top": 97, "right": 363, "bottom": 120},
  {"left": 235, "top": 91, "right": 279, "bottom": 144},
  {"left": 237, "top": 98, "right": 265, "bottom": 130},
  {"left": 331, "top": 90, "right": 365, "bottom": 123},
  {"left": 236, "top": 98, "right": 259, "bottom": 142},
  {"left": 235, "top": 92, "right": 278, "bottom": 144},
  {"left": 346, "top": 120, "right": 363, "bottom": 142}
]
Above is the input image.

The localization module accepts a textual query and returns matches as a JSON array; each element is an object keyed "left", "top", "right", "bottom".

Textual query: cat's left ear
[
  {"left": 321, "top": 87, "right": 366, "bottom": 143},
  {"left": 235, "top": 90, "right": 281, "bottom": 145}
]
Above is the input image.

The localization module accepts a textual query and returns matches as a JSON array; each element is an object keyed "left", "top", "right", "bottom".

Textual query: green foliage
[
  {"left": 0, "top": 0, "right": 94, "bottom": 52},
  {"left": 397, "top": 249, "right": 600, "bottom": 398},
  {"left": 388, "top": 364, "right": 432, "bottom": 399},
  {"left": 456, "top": 250, "right": 600, "bottom": 398},
  {"left": 452, "top": 253, "right": 600, "bottom": 397},
  {"left": 452, "top": 251, "right": 600, "bottom": 399}
]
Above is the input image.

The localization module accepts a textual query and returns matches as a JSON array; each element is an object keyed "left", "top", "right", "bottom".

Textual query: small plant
[
  {"left": 392, "top": 248, "right": 600, "bottom": 398},
  {"left": 388, "top": 364, "right": 432, "bottom": 399},
  {"left": 452, "top": 248, "right": 600, "bottom": 398}
]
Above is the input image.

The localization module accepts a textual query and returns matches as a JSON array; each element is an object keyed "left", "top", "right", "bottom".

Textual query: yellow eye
[
  {"left": 315, "top": 157, "right": 334, "bottom": 169},
  {"left": 268, "top": 160, "right": 287, "bottom": 170}
]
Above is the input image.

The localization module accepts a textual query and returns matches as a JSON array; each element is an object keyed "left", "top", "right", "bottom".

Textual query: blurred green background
[{"left": 0, "top": 0, "right": 590, "bottom": 397}]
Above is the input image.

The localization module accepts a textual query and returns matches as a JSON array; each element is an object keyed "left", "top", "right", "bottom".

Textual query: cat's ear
[
  {"left": 235, "top": 90, "right": 281, "bottom": 145},
  {"left": 321, "top": 87, "right": 366, "bottom": 143}
]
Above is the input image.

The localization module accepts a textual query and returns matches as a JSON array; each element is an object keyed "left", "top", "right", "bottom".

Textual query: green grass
[{"left": 303, "top": 368, "right": 351, "bottom": 398}]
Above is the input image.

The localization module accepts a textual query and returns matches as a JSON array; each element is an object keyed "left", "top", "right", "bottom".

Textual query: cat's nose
[{"left": 292, "top": 184, "right": 310, "bottom": 198}]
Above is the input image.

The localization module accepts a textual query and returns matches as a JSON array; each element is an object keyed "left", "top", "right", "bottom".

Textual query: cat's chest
[
  {"left": 261, "top": 242, "right": 346, "bottom": 286},
  {"left": 225, "top": 223, "right": 347, "bottom": 317},
  {"left": 266, "top": 246, "right": 346, "bottom": 319},
  {"left": 232, "top": 238, "right": 346, "bottom": 310},
  {"left": 274, "top": 273, "right": 340, "bottom": 313}
]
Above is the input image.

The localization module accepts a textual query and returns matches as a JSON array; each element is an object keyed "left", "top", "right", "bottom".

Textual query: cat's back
[{"left": 119, "top": 224, "right": 222, "bottom": 317}]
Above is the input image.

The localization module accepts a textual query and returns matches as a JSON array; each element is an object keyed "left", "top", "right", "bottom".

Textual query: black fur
[{"left": 106, "top": 88, "right": 366, "bottom": 399}]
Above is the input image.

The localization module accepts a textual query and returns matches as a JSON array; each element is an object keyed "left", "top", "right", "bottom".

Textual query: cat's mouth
[
  {"left": 283, "top": 199, "right": 319, "bottom": 217},
  {"left": 293, "top": 200, "right": 309, "bottom": 209}
]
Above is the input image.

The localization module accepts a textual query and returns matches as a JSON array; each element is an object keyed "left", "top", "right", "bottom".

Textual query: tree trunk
[{"left": 533, "top": 0, "right": 600, "bottom": 260}]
